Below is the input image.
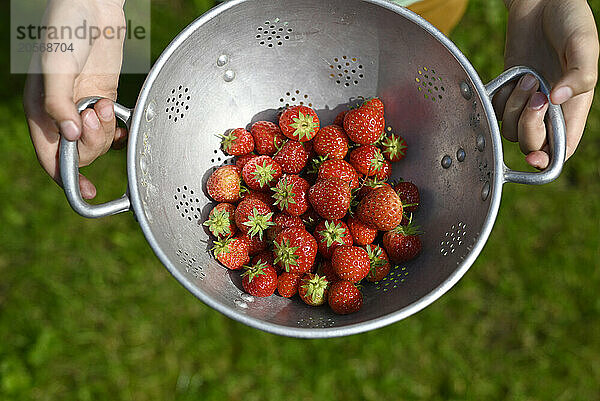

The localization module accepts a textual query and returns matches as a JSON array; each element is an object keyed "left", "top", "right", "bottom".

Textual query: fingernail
[
  {"left": 552, "top": 86, "right": 573, "bottom": 104},
  {"left": 98, "top": 104, "right": 114, "bottom": 121},
  {"left": 59, "top": 120, "right": 80, "bottom": 140},
  {"left": 519, "top": 74, "right": 537, "bottom": 91},
  {"left": 529, "top": 92, "right": 548, "bottom": 110},
  {"left": 84, "top": 111, "right": 100, "bottom": 130}
]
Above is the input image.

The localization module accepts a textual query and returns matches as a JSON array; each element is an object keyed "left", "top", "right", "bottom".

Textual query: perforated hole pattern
[
  {"left": 174, "top": 186, "right": 202, "bottom": 222},
  {"left": 165, "top": 86, "right": 191, "bottom": 122},
  {"left": 415, "top": 66, "right": 444, "bottom": 102},
  {"left": 440, "top": 222, "right": 467, "bottom": 256},
  {"left": 256, "top": 19, "right": 293, "bottom": 48},
  {"left": 279, "top": 89, "right": 312, "bottom": 108},
  {"left": 374, "top": 265, "right": 410, "bottom": 291},
  {"left": 329, "top": 56, "right": 364, "bottom": 87},
  {"left": 176, "top": 249, "right": 206, "bottom": 280}
]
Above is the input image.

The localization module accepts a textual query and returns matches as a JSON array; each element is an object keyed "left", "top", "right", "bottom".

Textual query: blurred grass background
[{"left": 1, "top": 0, "right": 599, "bottom": 400}]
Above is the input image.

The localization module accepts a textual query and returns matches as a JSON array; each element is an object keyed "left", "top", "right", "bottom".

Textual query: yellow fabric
[{"left": 407, "top": 0, "right": 469, "bottom": 35}]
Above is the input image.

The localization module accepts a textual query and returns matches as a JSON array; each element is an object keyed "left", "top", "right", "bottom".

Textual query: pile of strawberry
[{"left": 203, "top": 98, "right": 422, "bottom": 315}]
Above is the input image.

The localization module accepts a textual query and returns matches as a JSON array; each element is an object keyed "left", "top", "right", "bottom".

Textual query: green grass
[{"left": 1, "top": 0, "right": 599, "bottom": 400}]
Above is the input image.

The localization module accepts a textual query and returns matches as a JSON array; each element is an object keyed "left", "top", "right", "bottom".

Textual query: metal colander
[{"left": 59, "top": 0, "right": 565, "bottom": 338}]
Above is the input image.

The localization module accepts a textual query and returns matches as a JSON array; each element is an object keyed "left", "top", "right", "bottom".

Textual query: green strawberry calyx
[
  {"left": 273, "top": 238, "right": 300, "bottom": 272},
  {"left": 390, "top": 217, "right": 422, "bottom": 236},
  {"left": 219, "top": 130, "right": 238, "bottom": 153},
  {"left": 272, "top": 176, "right": 298, "bottom": 211},
  {"left": 203, "top": 208, "right": 232, "bottom": 238},
  {"left": 252, "top": 160, "right": 279, "bottom": 188},
  {"left": 381, "top": 133, "right": 407, "bottom": 160},
  {"left": 241, "top": 260, "right": 269, "bottom": 283},
  {"left": 306, "top": 155, "right": 329, "bottom": 175},
  {"left": 318, "top": 221, "right": 348, "bottom": 248},
  {"left": 301, "top": 274, "right": 329, "bottom": 304},
  {"left": 212, "top": 236, "right": 235, "bottom": 258},
  {"left": 365, "top": 244, "right": 387, "bottom": 278},
  {"left": 242, "top": 208, "right": 275, "bottom": 240},
  {"left": 289, "top": 111, "right": 318, "bottom": 140},
  {"left": 367, "top": 149, "right": 385, "bottom": 174}
]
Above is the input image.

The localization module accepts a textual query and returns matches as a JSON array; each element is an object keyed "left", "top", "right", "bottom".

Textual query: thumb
[
  {"left": 550, "top": 30, "right": 599, "bottom": 105},
  {"left": 42, "top": 70, "right": 83, "bottom": 141}
]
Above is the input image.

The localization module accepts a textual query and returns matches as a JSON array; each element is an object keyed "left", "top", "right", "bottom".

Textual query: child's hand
[
  {"left": 23, "top": 0, "right": 127, "bottom": 199},
  {"left": 494, "top": 0, "right": 598, "bottom": 169}
]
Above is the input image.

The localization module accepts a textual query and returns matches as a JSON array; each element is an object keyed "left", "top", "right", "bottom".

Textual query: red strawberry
[
  {"left": 356, "top": 178, "right": 392, "bottom": 199},
  {"left": 242, "top": 190, "right": 274, "bottom": 208},
  {"left": 333, "top": 110, "right": 347, "bottom": 127},
  {"left": 252, "top": 250, "right": 275, "bottom": 266},
  {"left": 236, "top": 153, "right": 258, "bottom": 170},
  {"left": 394, "top": 181, "right": 420, "bottom": 213},
  {"left": 272, "top": 174, "right": 310, "bottom": 216},
  {"left": 346, "top": 215, "right": 377, "bottom": 246},
  {"left": 374, "top": 159, "right": 391, "bottom": 181},
  {"left": 356, "top": 186, "right": 403, "bottom": 231},
  {"left": 220, "top": 128, "right": 254, "bottom": 156},
  {"left": 277, "top": 272, "right": 301, "bottom": 297},
  {"left": 206, "top": 165, "right": 242, "bottom": 203},
  {"left": 212, "top": 235, "right": 250, "bottom": 270},
  {"left": 381, "top": 133, "right": 408, "bottom": 162},
  {"left": 331, "top": 245, "right": 370, "bottom": 283},
  {"left": 363, "top": 97, "right": 385, "bottom": 115},
  {"left": 317, "top": 159, "right": 359, "bottom": 190},
  {"left": 241, "top": 261, "right": 278, "bottom": 297},
  {"left": 312, "top": 125, "right": 349, "bottom": 159},
  {"left": 251, "top": 121, "right": 285, "bottom": 155},
  {"left": 349, "top": 145, "right": 386, "bottom": 177},
  {"left": 308, "top": 178, "right": 352, "bottom": 220},
  {"left": 364, "top": 244, "right": 391, "bottom": 282},
  {"left": 279, "top": 105, "right": 320, "bottom": 142},
  {"left": 234, "top": 198, "right": 274, "bottom": 240},
  {"left": 328, "top": 281, "right": 363, "bottom": 314},
  {"left": 382, "top": 221, "right": 422, "bottom": 263},
  {"left": 314, "top": 220, "right": 353, "bottom": 259},
  {"left": 240, "top": 232, "right": 268, "bottom": 256},
  {"left": 343, "top": 105, "right": 384, "bottom": 144},
  {"left": 203, "top": 203, "right": 237, "bottom": 238},
  {"left": 241, "top": 155, "right": 282, "bottom": 191},
  {"left": 273, "top": 140, "right": 310, "bottom": 174},
  {"left": 273, "top": 227, "right": 318, "bottom": 274},
  {"left": 317, "top": 260, "right": 341, "bottom": 284},
  {"left": 298, "top": 273, "right": 329, "bottom": 306},
  {"left": 267, "top": 212, "right": 305, "bottom": 241}
]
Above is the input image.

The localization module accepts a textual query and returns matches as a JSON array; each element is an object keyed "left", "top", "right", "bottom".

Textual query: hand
[
  {"left": 23, "top": 0, "right": 128, "bottom": 199},
  {"left": 493, "top": 0, "right": 598, "bottom": 169}
]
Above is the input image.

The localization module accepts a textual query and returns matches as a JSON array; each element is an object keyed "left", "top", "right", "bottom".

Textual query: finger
[
  {"left": 501, "top": 74, "right": 539, "bottom": 142},
  {"left": 111, "top": 127, "right": 128, "bottom": 150},
  {"left": 94, "top": 98, "right": 117, "bottom": 152},
  {"left": 79, "top": 173, "right": 97, "bottom": 200},
  {"left": 79, "top": 108, "right": 106, "bottom": 166},
  {"left": 525, "top": 150, "right": 550, "bottom": 170},
  {"left": 492, "top": 82, "right": 515, "bottom": 122},
  {"left": 518, "top": 91, "right": 549, "bottom": 155}
]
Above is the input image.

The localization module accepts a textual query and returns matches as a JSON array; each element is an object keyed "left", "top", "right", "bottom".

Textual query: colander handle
[
  {"left": 59, "top": 97, "right": 131, "bottom": 218},
  {"left": 485, "top": 66, "right": 566, "bottom": 185}
]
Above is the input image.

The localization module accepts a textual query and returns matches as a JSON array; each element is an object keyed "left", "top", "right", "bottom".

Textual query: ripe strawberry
[
  {"left": 328, "top": 281, "right": 363, "bottom": 314},
  {"left": 273, "top": 227, "right": 318, "bottom": 274},
  {"left": 220, "top": 128, "right": 254, "bottom": 156},
  {"left": 241, "top": 261, "right": 278, "bottom": 297},
  {"left": 317, "top": 260, "right": 341, "bottom": 284},
  {"left": 272, "top": 174, "right": 310, "bottom": 216},
  {"left": 317, "top": 159, "right": 359, "bottom": 190},
  {"left": 356, "top": 178, "right": 391, "bottom": 199},
  {"left": 333, "top": 110, "right": 347, "bottom": 127},
  {"left": 279, "top": 105, "right": 320, "bottom": 142},
  {"left": 363, "top": 97, "right": 385, "bottom": 115},
  {"left": 394, "top": 181, "right": 420, "bottom": 213},
  {"left": 312, "top": 125, "right": 349, "bottom": 160},
  {"left": 236, "top": 153, "right": 258, "bottom": 170},
  {"left": 277, "top": 272, "right": 301, "bottom": 297},
  {"left": 346, "top": 215, "right": 377, "bottom": 246},
  {"left": 212, "top": 235, "right": 250, "bottom": 270},
  {"left": 380, "top": 133, "right": 408, "bottom": 162},
  {"left": 364, "top": 244, "right": 391, "bottom": 282},
  {"left": 349, "top": 145, "right": 386, "bottom": 177},
  {"left": 206, "top": 165, "right": 242, "bottom": 203},
  {"left": 308, "top": 178, "right": 352, "bottom": 220},
  {"left": 234, "top": 198, "right": 274, "bottom": 240},
  {"left": 356, "top": 185, "right": 403, "bottom": 231},
  {"left": 314, "top": 220, "right": 353, "bottom": 259},
  {"left": 374, "top": 159, "right": 391, "bottom": 181},
  {"left": 298, "top": 273, "right": 329, "bottom": 306},
  {"left": 241, "top": 155, "right": 282, "bottom": 191},
  {"left": 382, "top": 221, "right": 422, "bottom": 263},
  {"left": 242, "top": 190, "right": 274, "bottom": 208},
  {"left": 240, "top": 232, "right": 268, "bottom": 256},
  {"left": 273, "top": 140, "right": 310, "bottom": 174},
  {"left": 250, "top": 121, "right": 285, "bottom": 155},
  {"left": 267, "top": 212, "right": 305, "bottom": 241},
  {"left": 331, "top": 245, "right": 370, "bottom": 283},
  {"left": 203, "top": 203, "right": 236, "bottom": 238},
  {"left": 343, "top": 105, "right": 384, "bottom": 144},
  {"left": 252, "top": 250, "right": 275, "bottom": 267}
]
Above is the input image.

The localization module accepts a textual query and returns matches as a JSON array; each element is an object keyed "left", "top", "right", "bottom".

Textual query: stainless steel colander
[{"left": 59, "top": 0, "right": 566, "bottom": 338}]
